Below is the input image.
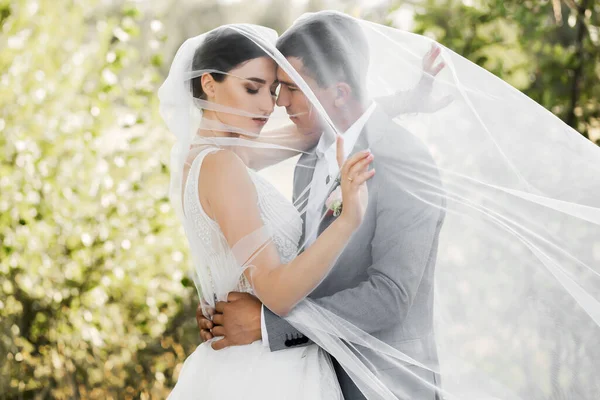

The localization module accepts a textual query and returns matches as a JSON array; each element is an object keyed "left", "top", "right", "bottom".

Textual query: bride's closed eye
[{"left": 246, "top": 84, "right": 278, "bottom": 97}]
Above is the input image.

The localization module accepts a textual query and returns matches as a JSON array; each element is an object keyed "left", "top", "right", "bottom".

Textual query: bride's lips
[{"left": 252, "top": 117, "right": 268, "bottom": 126}]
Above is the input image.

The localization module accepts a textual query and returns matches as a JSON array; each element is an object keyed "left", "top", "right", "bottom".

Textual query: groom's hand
[
  {"left": 422, "top": 43, "right": 446, "bottom": 79},
  {"left": 411, "top": 43, "right": 452, "bottom": 113},
  {"left": 210, "top": 292, "right": 262, "bottom": 351}
]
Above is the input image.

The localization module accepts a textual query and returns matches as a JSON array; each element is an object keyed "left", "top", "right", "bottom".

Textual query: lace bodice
[{"left": 181, "top": 146, "right": 302, "bottom": 308}]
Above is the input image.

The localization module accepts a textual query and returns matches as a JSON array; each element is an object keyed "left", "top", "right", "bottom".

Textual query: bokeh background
[{"left": 1, "top": 0, "right": 598, "bottom": 398}]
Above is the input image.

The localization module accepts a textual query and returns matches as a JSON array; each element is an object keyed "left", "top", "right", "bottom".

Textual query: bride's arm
[
  {"left": 200, "top": 147, "right": 372, "bottom": 316},
  {"left": 236, "top": 124, "right": 320, "bottom": 171}
]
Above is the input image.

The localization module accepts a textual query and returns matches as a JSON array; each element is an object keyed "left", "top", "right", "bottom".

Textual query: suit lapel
[{"left": 317, "top": 122, "right": 373, "bottom": 236}]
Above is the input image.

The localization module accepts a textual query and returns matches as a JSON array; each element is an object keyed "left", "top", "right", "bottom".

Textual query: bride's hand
[{"left": 335, "top": 135, "right": 375, "bottom": 230}]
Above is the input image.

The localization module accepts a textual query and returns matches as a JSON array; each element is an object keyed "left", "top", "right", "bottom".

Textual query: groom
[{"left": 198, "top": 11, "right": 446, "bottom": 400}]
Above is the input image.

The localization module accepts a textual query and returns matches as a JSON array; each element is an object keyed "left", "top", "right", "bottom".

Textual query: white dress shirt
[{"left": 261, "top": 102, "right": 377, "bottom": 347}]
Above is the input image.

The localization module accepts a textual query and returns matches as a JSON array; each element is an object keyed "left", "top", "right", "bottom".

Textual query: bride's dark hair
[{"left": 191, "top": 27, "right": 268, "bottom": 100}]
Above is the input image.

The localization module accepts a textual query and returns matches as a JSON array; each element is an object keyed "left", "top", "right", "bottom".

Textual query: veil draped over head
[{"left": 158, "top": 11, "right": 600, "bottom": 400}]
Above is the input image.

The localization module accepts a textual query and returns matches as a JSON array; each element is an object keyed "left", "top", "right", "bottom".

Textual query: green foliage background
[
  {"left": 1, "top": 1, "right": 198, "bottom": 398},
  {"left": 0, "top": 0, "right": 597, "bottom": 398}
]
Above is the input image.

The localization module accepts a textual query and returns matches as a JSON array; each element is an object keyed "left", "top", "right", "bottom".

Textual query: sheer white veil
[{"left": 158, "top": 11, "right": 600, "bottom": 399}]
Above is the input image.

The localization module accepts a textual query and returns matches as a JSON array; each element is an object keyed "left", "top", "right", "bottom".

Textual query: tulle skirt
[{"left": 168, "top": 339, "right": 343, "bottom": 399}]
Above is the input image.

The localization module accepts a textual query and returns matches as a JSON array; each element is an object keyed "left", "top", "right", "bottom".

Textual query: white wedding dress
[{"left": 168, "top": 145, "right": 343, "bottom": 400}]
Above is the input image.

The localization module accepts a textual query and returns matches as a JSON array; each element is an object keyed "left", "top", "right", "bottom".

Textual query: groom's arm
[
  {"left": 264, "top": 145, "right": 445, "bottom": 351},
  {"left": 374, "top": 43, "right": 451, "bottom": 116},
  {"left": 262, "top": 304, "right": 312, "bottom": 350}
]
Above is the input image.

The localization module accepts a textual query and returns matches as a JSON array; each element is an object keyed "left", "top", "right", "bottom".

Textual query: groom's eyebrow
[{"left": 278, "top": 79, "right": 297, "bottom": 88}]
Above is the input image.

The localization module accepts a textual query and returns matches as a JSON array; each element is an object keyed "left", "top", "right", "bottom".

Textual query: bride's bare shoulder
[
  {"left": 202, "top": 148, "right": 245, "bottom": 173},
  {"left": 192, "top": 147, "right": 257, "bottom": 220},
  {"left": 198, "top": 148, "right": 255, "bottom": 193}
]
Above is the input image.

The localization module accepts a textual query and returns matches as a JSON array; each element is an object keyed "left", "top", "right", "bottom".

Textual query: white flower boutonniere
[{"left": 325, "top": 185, "right": 343, "bottom": 217}]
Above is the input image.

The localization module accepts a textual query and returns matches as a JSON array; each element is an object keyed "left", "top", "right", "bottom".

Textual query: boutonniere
[{"left": 325, "top": 184, "right": 343, "bottom": 217}]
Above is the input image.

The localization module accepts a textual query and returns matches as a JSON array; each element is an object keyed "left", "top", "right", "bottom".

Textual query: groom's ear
[{"left": 333, "top": 82, "right": 352, "bottom": 108}]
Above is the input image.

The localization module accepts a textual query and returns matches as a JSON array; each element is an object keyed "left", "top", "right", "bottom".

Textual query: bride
[{"left": 161, "top": 25, "right": 374, "bottom": 399}]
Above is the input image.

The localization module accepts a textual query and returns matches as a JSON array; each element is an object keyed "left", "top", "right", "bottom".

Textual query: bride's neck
[{"left": 196, "top": 128, "right": 238, "bottom": 138}]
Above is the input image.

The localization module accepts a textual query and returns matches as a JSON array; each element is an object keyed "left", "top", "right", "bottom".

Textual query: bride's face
[{"left": 202, "top": 56, "right": 277, "bottom": 136}]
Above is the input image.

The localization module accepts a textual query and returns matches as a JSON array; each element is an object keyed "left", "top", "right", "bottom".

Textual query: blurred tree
[
  {"left": 0, "top": 0, "right": 198, "bottom": 398},
  {"left": 258, "top": 0, "right": 292, "bottom": 35},
  {"left": 398, "top": 0, "right": 600, "bottom": 144}
]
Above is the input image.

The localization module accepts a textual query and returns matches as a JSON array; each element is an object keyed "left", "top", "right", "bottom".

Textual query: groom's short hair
[{"left": 276, "top": 11, "right": 369, "bottom": 101}]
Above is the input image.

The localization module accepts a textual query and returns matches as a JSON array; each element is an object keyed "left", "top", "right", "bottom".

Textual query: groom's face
[{"left": 276, "top": 57, "right": 330, "bottom": 140}]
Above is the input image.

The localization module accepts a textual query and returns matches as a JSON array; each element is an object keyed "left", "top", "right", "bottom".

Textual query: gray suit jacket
[{"left": 264, "top": 107, "right": 445, "bottom": 400}]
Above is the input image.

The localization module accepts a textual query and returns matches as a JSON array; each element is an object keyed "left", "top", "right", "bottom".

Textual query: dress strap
[{"left": 182, "top": 146, "right": 222, "bottom": 220}]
